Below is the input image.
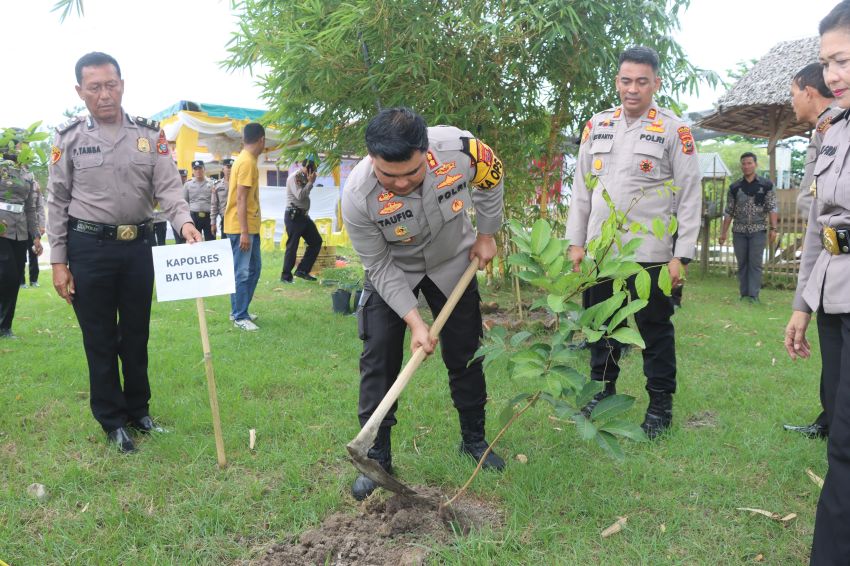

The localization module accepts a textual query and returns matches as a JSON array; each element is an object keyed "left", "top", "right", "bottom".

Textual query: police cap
[
  {"left": 191, "top": 160, "right": 205, "bottom": 169},
  {"left": 222, "top": 158, "right": 234, "bottom": 167},
  {"left": 178, "top": 168, "right": 188, "bottom": 176}
]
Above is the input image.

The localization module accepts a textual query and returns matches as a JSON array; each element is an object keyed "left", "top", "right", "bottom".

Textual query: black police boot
[
  {"left": 641, "top": 390, "right": 673, "bottom": 440},
  {"left": 458, "top": 408, "right": 505, "bottom": 471},
  {"left": 351, "top": 427, "right": 392, "bottom": 501},
  {"left": 782, "top": 422, "right": 828, "bottom": 439},
  {"left": 580, "top": 381, "right": 616, "bottom": 418}
]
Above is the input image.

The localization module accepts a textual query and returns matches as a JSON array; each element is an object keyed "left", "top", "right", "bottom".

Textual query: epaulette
[
  {"left": 134, "top": 116, "right": 161, "bottom": 131},
  {"left": 831, "top": 109, "right": 849, "bottom": 124},
  {"left": 56, "top": 116, "right": 82, "bottom": 134}
]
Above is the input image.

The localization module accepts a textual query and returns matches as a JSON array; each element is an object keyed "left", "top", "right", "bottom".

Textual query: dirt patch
[
  {"left": 255, "top": 486, "right": 502, "bottom": 566},
  {"left": 684, "top": 410, "right": 718, "bottom": 429}
]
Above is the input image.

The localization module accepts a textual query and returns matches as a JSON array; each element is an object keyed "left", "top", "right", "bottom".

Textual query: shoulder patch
[
  {"left": 677, "top": 126, "right": 695, "bottom": 155},
  {"left": 460, "top": 137, "right": 504, "bottom": 190},
  {"left": 56, "top": 116, "right": 82, "bottom": 134},
  {"left": 817, "top": 117, "right": 833, "bottom": 134},
  {"left": 581, "top": 120, "right": 592, "bottom": 144},
  {"left": 134, "top": 116, "right": 161, "bottom": 131}
]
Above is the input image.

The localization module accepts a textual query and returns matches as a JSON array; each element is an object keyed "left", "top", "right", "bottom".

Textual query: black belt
[
  {"left": 286, "top": 206, "right": 307, "bottom": 217},
  {"left": 69, "top": 217, "right": 152, "bottom": 241}
]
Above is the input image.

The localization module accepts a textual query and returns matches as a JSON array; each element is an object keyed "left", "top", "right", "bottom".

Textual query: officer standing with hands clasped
[
  {"left": 211, "top": 157, "right": 232, "bottom": 238},
  {"left": 184, "top": 160, "right": 214, "bottom": 241},
  {"left": 47, "top": 52, "right": 201, "bottom": 453},
  {"left": 281, "top": 158, "right": 323, "bottom": 283},
  {"left": 0, "top": 128, "right": 43, "bottom": 338},
  {"left": 565, "top": 46, "right": 702, "bottom": 439},
  {"left": 342, "top": 107, "right": 506, "bottom": 501}
]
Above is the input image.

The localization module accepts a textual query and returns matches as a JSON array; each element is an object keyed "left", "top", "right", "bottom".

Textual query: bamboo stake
[{"left": 195, "top": 297, "right": 226, "bottom": 468}]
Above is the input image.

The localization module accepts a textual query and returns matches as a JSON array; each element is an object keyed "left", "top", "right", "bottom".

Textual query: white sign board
[{"left": 151, "top": 239, "right": 235, "bottom": 302}]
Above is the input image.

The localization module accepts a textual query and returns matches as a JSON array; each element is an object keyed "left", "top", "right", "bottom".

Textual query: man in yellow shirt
[{"left": 224, "top": 123, "right": 265, "bottom": 331}]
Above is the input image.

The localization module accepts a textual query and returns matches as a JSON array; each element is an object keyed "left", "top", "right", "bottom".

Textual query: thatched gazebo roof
[{"left": 697, "top": 36, "right": 819, "bottom": 181}]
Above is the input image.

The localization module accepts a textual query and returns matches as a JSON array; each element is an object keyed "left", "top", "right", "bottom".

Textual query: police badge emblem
[{"left": 137, "top": 138, "right": 151, "bottom": 153}]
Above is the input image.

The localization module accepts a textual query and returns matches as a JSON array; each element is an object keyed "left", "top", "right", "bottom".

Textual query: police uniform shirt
[
  {"left": 342, "top": 125, "right": 504, "bottom": 319},
  {"left": 210, "top": 178, "right": 228, "bottom": 219},
  {"left": 183, "top": 178, "right": 213, "bottom": 213},
  {"left": 724, "top": 176, "right": 777, "bottom": 233},
  {"left": 46, "top": 112, "right": 193, "bottom": 264},
  {"left": 33, "top": 181, "right": 45, "bottom": 231},
  {"left": 565, "top": 103, "right": 702, "bottom": 262},
  {"left": 0, "top": 161, "right": 39, "bottom": 240},
  {"left": 798, "top": 105, "right": 843, "bottom": 218},
  {"left": 794, "top": 109, "right": 850, "bottom": 314},
  {"left": 286, "top": 170, "right": 315, "bottom": 211}
]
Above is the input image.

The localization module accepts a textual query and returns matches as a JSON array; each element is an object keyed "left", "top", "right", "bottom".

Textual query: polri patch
[
  {"left": 50, "top": 146, "right": 62, "bottom": 165},
  {"left": 157, "top": 130, "right": 169, "bottom": 156},
  {"left": 639, "top": 159, "right": 654, "bottom": 173},
  {"left": 677, "top": 126, "right": 695, "bottom": 155},
  {"left": 451, "top": 199, "right": 464, "bottom": 213},
  {"left": 137, "top": 137, "right": 151, "bottom": 153},
  {"left": 394, "top": 225, "right": 409, "bottom": 237},
  {"left": 437, "top": 173, "right": 462, "bottom": 190},
  {"left": 379, "top": 201, "right": 404, "bottom": 215},
  {"left": 377, "top": 190, "right": 394, "bottom": 202},
  {"left": 434, "top": 161, "right": 456, "bottom": 176}
]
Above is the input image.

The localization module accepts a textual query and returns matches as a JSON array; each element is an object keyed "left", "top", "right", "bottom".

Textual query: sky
[{"left": 0, "top": 0, "right": 844, "bottom": 129}]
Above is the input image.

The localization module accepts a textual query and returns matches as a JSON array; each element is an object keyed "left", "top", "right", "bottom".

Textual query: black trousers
[
  {"left": 152, "top": 221, "right": 167, "bottom": 246},
  {"left": 357, "top": 276, "right": 487, "bottom": 428},
  {"left": 584, "top": 262, "right": 677, "bottom": 394},
  {"left": 191, "top": 212, "right": 213, "bottom": 241},
  {"left": 18, "top": 237, "right": 39, "bottom": 284},
  {"left": 0, "top": 238, "right": 28, "bottom": 331},
  {"left": 811, "top": 310, "right": 850, "bottom": 563},
  {"left": 67, "top": 230, "right": 154, "bottom": 432},
  {"left": 282, "top": 211, "right": 323, "bottom": 278}
]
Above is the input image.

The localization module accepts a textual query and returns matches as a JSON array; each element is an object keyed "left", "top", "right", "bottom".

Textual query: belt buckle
[
  {"left": 198, "top": 212, "right": 207, "bottom": 218},
  {"left": 823, "top": 226, "right": 840, "bottom": 255},
  {"left": 117, "top": 224, "right": 138, "bottom": 241}
]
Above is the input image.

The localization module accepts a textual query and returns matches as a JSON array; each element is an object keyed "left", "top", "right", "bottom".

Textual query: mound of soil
[{"left": 256, "top": 486, "right": 501, "bottom": 566}]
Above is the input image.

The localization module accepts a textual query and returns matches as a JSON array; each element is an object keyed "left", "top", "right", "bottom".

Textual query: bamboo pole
[{"left": 195, "top": 297, "right": 226, "bottom": 468}]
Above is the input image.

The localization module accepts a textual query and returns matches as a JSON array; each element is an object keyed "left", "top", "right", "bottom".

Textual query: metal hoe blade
[{"left": 346, "top": 442, "right": 417, "bottom": 497}]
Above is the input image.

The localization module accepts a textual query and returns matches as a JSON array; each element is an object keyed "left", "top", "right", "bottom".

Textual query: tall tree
[{"left": 226, "top": 0, "right": 716, "bottom": 218}]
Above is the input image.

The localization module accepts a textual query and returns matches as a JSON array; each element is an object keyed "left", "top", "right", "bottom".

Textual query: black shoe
[
  {"left": 106, "top": 427, "right": 137, "bottom": 453},
  {"left": 783, "top": 423, "right": 828, "bottom": 439},
  {"left": 458, "top": 408, "right": 505, "bottom": 471},
  {"left": 280, "top": 273, "right": 294, "bottom": 283},
  {"left": 641, "top": 390, "right": 673, "bottom": 440},
  {"left": 294, "top": 270, "right": 317, "bottom": 281},
  {"left": 351, "top": 427, "right": 392, "bottom": 501},
  {"left": 581, "top": 381, "right": 616, "bottom": 418},
  {"left": 129, "top": 416, "right": 168, "bottom": 434},
  {"left": 0, "top": 328, "right": 16, "bottom": 339}
]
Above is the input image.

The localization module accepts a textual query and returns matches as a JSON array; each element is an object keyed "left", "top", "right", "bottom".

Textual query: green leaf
[
  {"left": 652, "top": 218, "right": 666, "bottom": 241},
  {"left": 550, "top": 366, "right": 585, "bottom": 391},
  {"left": 629, "top": 221, "right": 645, "bottom": 234},
  {"left": 590, "top": 394, "right": 635, "bottom": 422},
  {"left": 600, "top": 419, "right": 649, "bottom": 442},
  {"left": 510, "top": 349, "right": 546, "bottom": 365},
  {"left": 619, "top": 237, "right": 643, "bottom": 258},
  {"left": 576, "top": 380, "right": 604, "bottom": 408},
  {"left": 658, "top": 265, "right": 672, "bottom": 296},
  {"left": 668, "top": 215, "right": 678, "bottom": 236},
  {"left": 545, "top": 377, "right": 563, "bottom": 398},
  {"left": 510, "top": 331, "right": 532, "bottom": 347},
  {"left": 612, "top": 261, "right": 643, "bottom": 280},
  {"left": 499, "top": 402, "right": 516, "bottom": 427},
  {"left": 592, "top": 291, "right": 627, "bottom": 328},
  {"left": 539, "top": 238, "right": 562, "bottom": 265},
  {"left": 574, "top": 413, "right": 597, "bottom": 440},
  {"left": 635, "top": 269, "right": 651, "bottom": 300},
  {"left": 608, "top": 299, "right": 648, "bottom": 330},
  {"left": 530, "top": 219, "right": 552, "bottom": 255},
  {"left": 582, "top": 327, "right": 604, "bottom": 343},
  {"left": 547, "top": 255, "right": 565, "bottom": 278},
  {"left": 547, "top": 294, "right": 566, "bottom": 313},
  {"left": 609, "top": 327, "right": 645, "bottom": 349},
  {"left": 595, "top": 430, "right": 625, "bottom": 461},
  {"left": 584, "top": 172, "right": 598, "bottom": 190},
  {"left": 508, "top": 253, "right": 538, "bottom": 270}
]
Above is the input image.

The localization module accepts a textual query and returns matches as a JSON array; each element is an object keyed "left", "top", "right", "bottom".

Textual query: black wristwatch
[{"left": 677, "top": 257, "right": 691, "bottom": 265}]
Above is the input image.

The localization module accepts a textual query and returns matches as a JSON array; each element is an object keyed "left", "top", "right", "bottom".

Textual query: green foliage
[
  {"left": 226, "top": 0, "right": 718, "bottom": 215},
  {"left": 481, "top": 185, "right": 680, "bottom": 460},
  {"left": 1, "top": 123, "right": 50, "bottom": 183}
]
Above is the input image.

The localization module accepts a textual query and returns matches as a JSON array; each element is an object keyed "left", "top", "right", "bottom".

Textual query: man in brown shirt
[{"left": 47, "top": 52, "right": 201, "bottom": 453}]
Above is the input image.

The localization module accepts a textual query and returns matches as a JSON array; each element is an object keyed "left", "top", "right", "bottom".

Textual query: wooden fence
[{"left": 697, "top": 188, "right": 805, "bottom": 283}]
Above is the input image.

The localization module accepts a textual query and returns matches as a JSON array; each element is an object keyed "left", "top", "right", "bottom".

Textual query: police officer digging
[
  {"left": 184, "top": 160, "right": 214, "bottom": 241},
  {"left": 281, "top": 158, "right": 322, "bottom": 283},
  {"left": 565, "top": 46, "right": 702, "bottom": 440},
  {"left": 0, "top": 129, "right": 43, "bottom": 338},
  {"left": 342, "top": 107, "right": 505, "bottom": 500},
  {"left": 47, "top": 52, "right": 202, "bottom": 453}
]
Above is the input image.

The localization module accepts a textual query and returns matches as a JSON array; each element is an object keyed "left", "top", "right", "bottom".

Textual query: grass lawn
[{"left": 0, "top": 248, "right": 826, "bottom": 564}]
